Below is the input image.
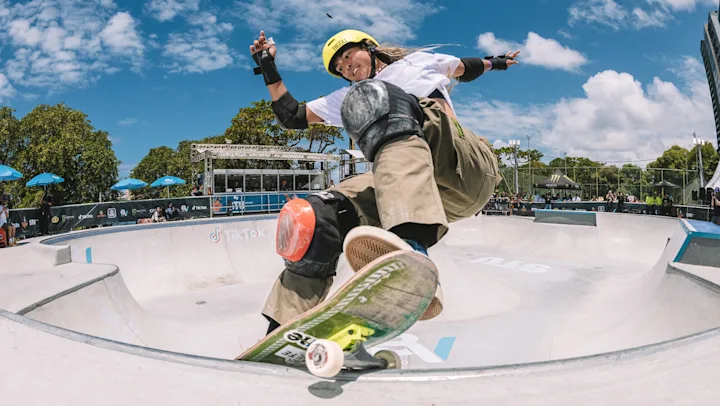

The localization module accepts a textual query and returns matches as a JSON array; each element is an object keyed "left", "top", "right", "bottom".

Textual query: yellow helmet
[{"left": 322, "top": 29, "right": 379, "bottom": 79}]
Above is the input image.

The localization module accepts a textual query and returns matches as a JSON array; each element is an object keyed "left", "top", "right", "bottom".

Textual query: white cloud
[
  {"left": 455, "top": 57, "right": 715, "bottom": 165},
  {"left": 233, "top": 0, "right": 441, "bottom": 42},
  {"left": 273, "top": 42, "right": 322, "bottom": 72},
  {"left": 569, "top": 0, "right": 627, "bottom": 29},
  {"left": 0, "top": 1, "right": 146, "bottom": 93},
  {"left": 558, "top": 29, "right": 574, "bottom": 39},
  {"left": 631, "top": 7, "right": 670, "bottom": 29},
  {"left": 647, "top": 0, "right": 717, "bottom": 11},
  {"left": 100, "top": 12, "right": 144, "bottom": 58},
  {"left": 148, "top": 3, "right": 238, "bottom": 74},
  {"left": 0, "top": 73, "right": 17, "bottom": 101},
  {"left": 477, "top": 32, "right": 588, "bottom": 72},
  {"left": 145, "top": 0, "right": 200, "bottom": 22},
  {"left": 118, "top": 117, "right": 137, "bottom": 126},
  {"left": 568, "top": 0, "right": 716, "bottom": 30},
  {"left": 164, "top": 33, "right": 234, "bottom": 73},
  {"left": 162, "top": 14, "right": 235, "bottom": 73}
]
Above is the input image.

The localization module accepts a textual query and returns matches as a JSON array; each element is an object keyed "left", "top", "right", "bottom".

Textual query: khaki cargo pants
[{"left": 262, "top": 98, "right": 500, "bottom": 325}]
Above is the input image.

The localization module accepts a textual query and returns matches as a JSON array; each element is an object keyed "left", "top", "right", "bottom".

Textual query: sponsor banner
[
  {"left": 7, "top": 192, "right": 313, "bottom": 238},
  {"left": 7, "top": 208, "right": 41, "bottom": 240},
  {"left": 8, "top": 197, "right": 212, "bottom": 236},
  {"left": 510, "top": 201, "right": 710, "bottom": 221}
]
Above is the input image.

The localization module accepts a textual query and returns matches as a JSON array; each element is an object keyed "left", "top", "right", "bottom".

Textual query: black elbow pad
[
  {"left": 458, "top": 57, "right": 486, "bottom": 82},
  {"left": 272, "top": 91, "right": 309, "bottom": 130}
]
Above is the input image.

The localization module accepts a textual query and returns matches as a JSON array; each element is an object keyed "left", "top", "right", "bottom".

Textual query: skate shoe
[{"left": 343, "top": 226, "right": 444, "bottom": 321}]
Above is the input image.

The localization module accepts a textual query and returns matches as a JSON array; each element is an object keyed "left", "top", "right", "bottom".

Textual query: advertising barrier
[
  {"left": 8, "top": 196, "right": 212, "bottom": 239},
  {"left": 7, "top": 193, "right": 714, "bottom": 240},
  {"left": 483, "top": 199, "right": 712, "bottom": 222}
]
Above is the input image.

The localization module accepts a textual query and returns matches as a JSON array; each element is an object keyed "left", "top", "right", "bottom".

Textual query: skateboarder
[{"left": 250, "top": 29, "right": 519, "bottom": 334}]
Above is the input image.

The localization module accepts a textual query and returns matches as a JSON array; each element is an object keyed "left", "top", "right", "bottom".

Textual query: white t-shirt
[
  {"left": 0, "top": 204, "right": 7, "bottom": 226},
  {"left": 306, "top": 51, "right": 462, "bottom": 127}
]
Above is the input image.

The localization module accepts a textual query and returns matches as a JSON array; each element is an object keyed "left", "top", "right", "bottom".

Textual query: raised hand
[
  {"left": 250, "top": 30, "right": 276, "bottom": 59},
  {"left": 504, "top": 50, "right": 520, "bottom": 68}
]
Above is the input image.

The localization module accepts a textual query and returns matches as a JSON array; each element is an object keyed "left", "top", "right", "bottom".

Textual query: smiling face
[{"left": 333, "top": 45, "right": 373, "bottom": 82}]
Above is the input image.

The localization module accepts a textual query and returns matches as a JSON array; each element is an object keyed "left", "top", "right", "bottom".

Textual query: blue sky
[{"left": 0, "top": 0, "right": 718, "bottom": 178}]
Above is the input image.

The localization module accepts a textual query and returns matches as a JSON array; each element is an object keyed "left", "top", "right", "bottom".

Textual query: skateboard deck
[{"left": 236, "top": 249, "right": 438, "bottom": 377}]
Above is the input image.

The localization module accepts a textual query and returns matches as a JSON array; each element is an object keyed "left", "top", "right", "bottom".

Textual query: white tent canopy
[{"left": 706, "top": 161, "right": 720, "bottom": 190}]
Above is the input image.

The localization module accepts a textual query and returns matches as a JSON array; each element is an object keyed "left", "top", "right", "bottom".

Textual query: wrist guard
[
  {"left": 252, "top": 48, "right": 282, "bottom": 86},
  {"left": 272, "top": 91, "right": 309, "bottom": 130},
  {"left": 484, "top": 55, "right": 511, "bottom": 71},
  {"left": 458, "top": 57, "right": 486, "bottom": 82}
]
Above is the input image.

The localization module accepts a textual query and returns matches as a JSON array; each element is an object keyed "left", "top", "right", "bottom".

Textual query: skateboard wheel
[
  {"left": 305, "top": 339, "right": 344, "bottom": 378},
  {"left": 374, "top": 350, "right": 402, "bottom": 369}
]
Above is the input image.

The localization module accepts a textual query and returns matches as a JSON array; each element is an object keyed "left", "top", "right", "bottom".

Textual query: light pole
[
  {"left": 510, "top": 140, "right": 520, "bottom": 195},
  {"left": 526, "top": 134, "right": 533, "bottom": 194},
  {"left": 693, "top": 133, "right": 706, "bottom": 189}
]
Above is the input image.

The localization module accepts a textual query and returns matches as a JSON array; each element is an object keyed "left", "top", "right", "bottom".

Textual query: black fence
[{"left": 481, "top": 198, "right": 713, "bottom": 222}]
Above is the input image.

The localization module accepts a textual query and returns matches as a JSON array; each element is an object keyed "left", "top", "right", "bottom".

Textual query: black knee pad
[
  {"left": 282, "top": 191, "right": 358, "bottom": 279},
  {"left": 340, "top": 79, "right": 425, "bottom": 162}
]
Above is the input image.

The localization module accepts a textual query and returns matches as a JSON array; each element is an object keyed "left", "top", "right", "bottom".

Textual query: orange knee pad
[{"left": 276, "top": 198, "right": 316, "bottom": 262}]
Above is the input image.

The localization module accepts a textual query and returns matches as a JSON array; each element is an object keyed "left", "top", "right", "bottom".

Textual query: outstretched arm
[
  {"left": 453, "top": 50, "right": 520, "bottom": 82},
  {"left": 250, "top": 31, "right": 324, "bottom": 127}
]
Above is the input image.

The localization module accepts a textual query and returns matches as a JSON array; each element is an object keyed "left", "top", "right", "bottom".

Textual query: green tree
[
  {"left": 12, "top": 103, "right": 119, "bottom": 207},
  {"left": 647, "top": 145, "right": 690, "bottom": 170},
  {"left": 130, "top": 146, "right": 192, "bottom": 199},
  {"left": 0, "top": 107, "right": 23, "bottom": 205},
  {"left": 688, "top": 143, "right": 720, "bottom": 184},
  {"left": 0, "top": 107, "right": 22, "bottom": 165},
  {"left": 218, "top": 100, "right": 343, "bottom": 170}
]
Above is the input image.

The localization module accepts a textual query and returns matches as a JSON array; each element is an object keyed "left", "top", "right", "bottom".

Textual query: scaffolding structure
[{"left": 190, "top": 144, "right": 342, "bottom": 193}]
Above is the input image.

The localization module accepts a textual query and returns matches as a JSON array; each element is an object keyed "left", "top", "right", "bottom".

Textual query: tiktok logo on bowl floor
[{"left": 210, "top": 226, "right": 222, "bottom": 243}]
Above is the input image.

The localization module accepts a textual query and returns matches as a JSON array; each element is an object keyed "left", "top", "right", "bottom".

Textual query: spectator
[
  {"left": 605, "top": 190, "right": 615, "bottom": 212},
  {"left": 166, "top": 203, "right": 180, "bottom": 220},
  {"left": 661, "top": 193, "right": 673, "bottom": 216},
  {"left": 191, "top": 186, "right": 203, "bottom": 196},
  {"left": 711, "top": 188, "right": 720, "bottom": 226},
  {"left": 39, "top": 195, "right": 52, "bottom": 236},
  {"left": 617, "top": 192, "right": 625, "bottom": 213},
  {"left": 645, "top": 193, "right": 656, "bottom": 215},
  {"left": 0, "top": 196, "right": 16, "bottom": 246},
  {"left": 151, "top": 207, "right": 166, "bottom": 222}
]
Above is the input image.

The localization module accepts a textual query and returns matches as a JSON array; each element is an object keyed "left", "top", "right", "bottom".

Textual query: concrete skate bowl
[{"left": 3, "top": 211, "right": 720, "bottom": 404}]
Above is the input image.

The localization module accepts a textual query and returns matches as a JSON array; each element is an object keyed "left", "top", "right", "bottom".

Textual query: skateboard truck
[
  {"left": 306, "top": 323, "right": 402, "bottom": 377},
  {"left": 328, "top": 323, "right": 374, "bottom": 350}
]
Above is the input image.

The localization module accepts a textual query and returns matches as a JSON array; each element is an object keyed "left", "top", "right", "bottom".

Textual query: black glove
[
  {"left": 484, "top": 55, "right": 512, "bottom": 71},
  {"left": 252, "top": 47, "right": 282, "bottom": 86}
]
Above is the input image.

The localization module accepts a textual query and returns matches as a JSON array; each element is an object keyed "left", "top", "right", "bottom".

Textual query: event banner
[
  {"left": 7, "top": 192, "right": 315, "bottom": 239},
  {"left": 509, "top": 201, "right": 708, "bottom": 221},
  {"left": 8, "top": 196, "right": 212, "bottom": 238},
  {"left": 8, "top": 193, "right": 711, "bottom": 240},
  {"left": 6, "top": 208, "right": 41, "bottom": 240}
]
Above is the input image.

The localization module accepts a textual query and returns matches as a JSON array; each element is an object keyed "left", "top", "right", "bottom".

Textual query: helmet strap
[
  {"left": 368, "top": 44, "right": 378, "bottom": 79},
  {"left": 343, "top": 42, "right": 379, "bottom": 85}
]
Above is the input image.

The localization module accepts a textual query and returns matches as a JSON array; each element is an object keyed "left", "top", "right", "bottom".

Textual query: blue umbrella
[
  {"left": 150, "top": 176, "right": 187, "bottom": 187},
  {"left": 26, "top": 172, "right": 64, "bottom": 187},
  {"left": 0, "top": 165, "right": 22, "bottom": 182},
  {"left": 111, "top": 178, "right": 148, "bottom": 191},
  {"left": 151, "top": 175, "right": 187, "bottom": 197}
]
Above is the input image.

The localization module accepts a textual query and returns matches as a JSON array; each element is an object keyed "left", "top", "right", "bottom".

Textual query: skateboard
[{"left": 236, "top": 249, "right": 439, "bottom": 378}]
